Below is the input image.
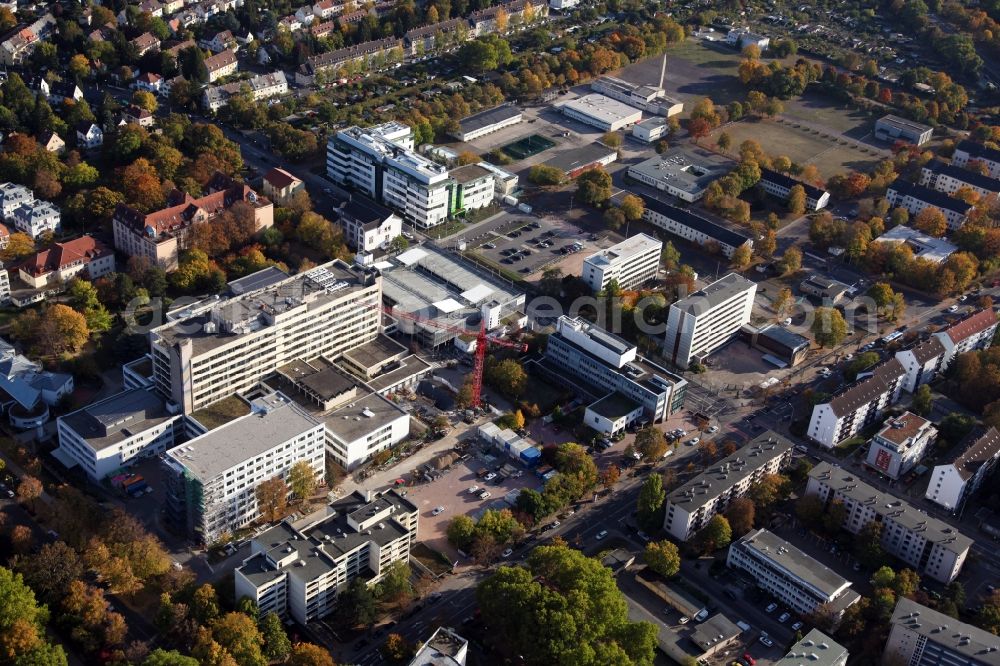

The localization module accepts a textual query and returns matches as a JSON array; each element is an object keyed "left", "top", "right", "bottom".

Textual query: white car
[
  {"left": 432, "top": 506, "right": 446, "bottom": 516},
  {"left": 778, "top": 612, "right": 791, "bottom": 623},
  {"left": 782, "top": 317, "right": 793, "bottom": 326},
  {"left": 479, "top": 491, "right": 492, "bottom": 500},
  {"left": 791, "top": 621, "right": 804, "bottom": 631},
  {"left": 765, "top": 603, "right": 778, "bottom": 613},
  {"left": 759, "top": 635, "right": 774, "bottom": 648},
  {"left": 819, "top": 367, "right": 832, "bottom": 377},
  {"left": 595, "top": 530, "right": 608, "bottom": 540},
  {"left": 501, "top": 547, "right": 513, "bottom": 558},
  {"left": 844, "top": 353, "right": 854, "bottom": 361},
  {"left": 678, "top": 616, "right": 690, "bottom": 625},
  {"left": 707, "top": 425, "right": 719, "bottom": 433},
  {"left": 687, "top": 437, "right": 700, "bottom": 445},
  {"left": 483, "top": 472, "right": 497, "bottom": 481},
  {"left": 948, "top": 304, "right": 959, "bottom": 312},
  {"left": 468, "top": 485, "right": 480, "bottom": 494}
]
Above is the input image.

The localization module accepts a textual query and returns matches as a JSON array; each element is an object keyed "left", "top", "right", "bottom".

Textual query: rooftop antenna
[{"left": 659, "top": 53, "right": 667, "bottom": 90}]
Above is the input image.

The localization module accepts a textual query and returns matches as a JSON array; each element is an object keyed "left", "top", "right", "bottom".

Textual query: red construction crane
[{"left": 384, "top": 306, "right": 527, "bottom": 409}]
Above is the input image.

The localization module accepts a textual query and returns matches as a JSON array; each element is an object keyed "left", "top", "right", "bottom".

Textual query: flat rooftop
[
  {"left": 642, "top": 197, "right": 751, "bottom": 248},
  {"left": 323, "top": 391, "right": 408, "bottom": 443},
  {"left": 342, "top": 334, "right": 408, "bottom": 371},
  {"left": 778, "top": 629, "right": 848, "bottom": 666},
  {"left": 670, "top": 273, "right": 756, "bottom": 315},
  {"left": 360, "top": 354, "right": 431, "bottom": 393},
  {"left": 809, "top": 462, "right": 973, "bottom": 555},
  {"left": 167, "top": 393, "right": 322, "bottom": 480},
  {"left": 153, "top": 260, "right": 376, "bottom": 356},
  {"left": 735, "top": 528, "right": 853, "bottom": 600},
  {"left": 878, "top": 114, "right": 933, "bottom": 134},
  {"left": 668, "top": 431, "right": 792, "bottom": 512},
  {"left": 875, "top": 225, "right": 957, "bottom": 263},
  {"left": 690, "top": 613, "right": 741, "bottom": 651},
  {"left": 457, "top": 104, "right": 521, "bottom": 134},
  {"left": 628, "top": 147, "right": 733, "bottom": 197},
  {"left": 410, "top": 626, "right": 468, "bottom": 665},
  {"left": 587, "top": 392, "right": 641, "bottom": 420},
  {"left": 891, "top": 598, "right": 1000, "bottom": 665},
  {"left": 875, "top": 411, "right": 933, "bottom": 448},
  {"left": 558, "top": 93, "right": 642, "bottom": 124},
  {"left": 227, "top": 266, "right": 289, "bottom": 296},
  {"left": 584, "top": 233, "right": 661, "bottom": 268},
  {"left": 542, "top": 142, "right": 618, "bottom": 173},
  {"left": 59, "top": 388, "right": 177, "bottom": 452}
]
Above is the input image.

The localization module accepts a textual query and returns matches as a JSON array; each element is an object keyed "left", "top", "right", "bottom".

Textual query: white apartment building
[
  {"left": 542, "top": 315, "right": 687, "bottom": 426},
  {"left": 807, "top": 462, "right": 972, "bottom": 583},
  {"left": 952, "top": 139, "right": 1000, "bottom": 180},
  {"left": 727, "top": 528, "right": 861, "bottom": 619},
  {"left": 234, "top": 489, "right": 417, "bottom": 623},
  {"left": 149, "top": 261, "right": 381, "bottom": 413},
  {"left": 54, "top": 388, "right": 186, "bottom": 480},
  {"left": 874, "top": 115, "right": 933, "bottom": 146},
  {"left": 758, "top": 167, "right": 830, "bottom": 210},
  {"left": 886, "top": 180, "right": 972, "bottom": 231},
  {"left": 626, "top": 149, "right": 732, "bottom": 203},
  {"left": 449, "top": 164, "right": 495, "bottom": 213},
  {"left": 204, "top": 48, "right": 238, "bottom": 82},
  {"left": 895, "top": 336, "right": 948, "bottom": 393},
  {"left": 778, "top": 630, "right": 848, "bottom": 666},
  {"left": 663, "top": 431, "right": 792, "bottom": 541},
  {"left": 920, "top": 159, "right": 1000, "bottom": 199},
  {"left": 0, "top": 183, "right": 33, "bottom": 220},
  {"left": 926, "top": 427, "right": 1000, "bottom": 513},
  {"left": 11, "top": 199, "right": 60, "bottom": 238},
  {"left": 336, "top": 195, "right": 403, "bottom": 253},
  {"left": 885, "top": 598, "right": 1000, "bottom": 666},
  {"left": 590, "top": 75, "right": 683, "bottom": 117},
  {"left": 203, "top": 70, "right": 288, "bottom": 111},
  {"left": 641, "top": 197, "right": 753, "bottom": 259},
  {"left": 581, "top": 233, "right": 661, "bottom": 292},
  {"left": 450, "top": 105, "right": 522, "bottom": 142},
  {"left": 632, "top": 117, "right": 669, "bottom": 142},
  {"left": 865, "top": 412, "right": 937, "bottom": 480},
  {"left": 322, "top": 393, "right": 410, "bottom": 470},
  {"left": 326, "top": 122, "right": 456, "bottom": 229},
  {"left": 934, "top": 308, "right": 998, "bottom": 370},
  {"left": 663, "top": 273, "right": 756, "bottom": 369},
  {"left": 807, "top": 358, "right": 906, "bottom": 448},
  {"left": 165, "top": 392, "right": 326, "bottom": 544}
]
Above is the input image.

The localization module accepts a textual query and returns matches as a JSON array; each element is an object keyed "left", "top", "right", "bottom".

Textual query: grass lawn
[
  {"left": 411, "top": 541, "right": 454, "bottom": 576},
  {"left": 426, "top": 219, "right": 467, "bottom": 240},
  {"left": 191, "top": 395, "right": 251, "bottom": 430}
]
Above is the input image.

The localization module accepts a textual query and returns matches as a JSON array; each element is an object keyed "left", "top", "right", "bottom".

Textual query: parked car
[
  {"left": 743, "top": 654, "right": 756, "bottom": 666},
  {"left": 677, "top": 616, "right": 690, "bottom": 624},
  {"left": 707, "top": 425, "right": 719, "bottom": 433},
  {"left": 483, "top": 472, "right": 497, "bottom": 481},
  {"left": 468, "top": 485, "right": 480, "bottom": 494},
  {"left": 778, "top": 612, "right": 791, "bottom": 623},
  {"left": 501, "top": 548, "right": 513, "bottom": 558},
  {"left": 595, "top": 530, "right": 608, "bottom": 540},
  {"left": 758, "top": 634, "right": 774, "bottom": 648},
  {"left": 479, "top": 491, "right": 492, "bottom": 500},
  {"left": 791, "top": 621, "right": 803, "bottom": 631},
  {"left": 948, "top": 304, "right": 959, "bottom": 312},
  {"left": 765, "top": 603, "right": 778, "bottom": 613},
  {"left": 432, "top": 506, "right": 446, "bottom": 516}
]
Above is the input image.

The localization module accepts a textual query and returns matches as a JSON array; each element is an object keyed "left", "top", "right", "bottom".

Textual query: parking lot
[
  {"left": 465, "top": 213, "right": 616, "bottom": 279},
  {"left": 403, "top": 452, "right": 543, "bottom": 561}
]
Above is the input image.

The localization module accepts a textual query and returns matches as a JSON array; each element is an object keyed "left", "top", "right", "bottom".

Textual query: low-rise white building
[
  {"left": 886, "top": 180, "right": 972, "bottom": 231},
  {"left": 663, "top": 273, "right": 756, "bottom": 369},
  {"left": 874, "top": 115, "right": 933, "bottom": 146},
  {"left": 727, "top": 528, "right": 860, "bottom": 618},
  {"left": 581, "top": 233, "right": 661, "bottom": 293},
  {"left": 807, "top": 462, "right": 972, "bottom": 583},
  {"left": 16, "top": 235, "right": 115, "bottom": 288},
  {"left": 807, "top": 358, "right": 906, "bottom": 448},
  {"left": 165, "top": 392, "right": 326, "bottom": 544},
  {"left": 873, "top": 225, "right": 957, "bottom": 264},
  {"left": 204, "top": 48, "right": 238, "bottom": 82},
  {"left": 336, "top": 195, "right": 403, "bottom": 253},
  {"left": 626, "top": 148, "right": 732, "bottom": 202},
  {"left": 926, "top": 427, "right": 1000, "bottom": 513},
  {"left": 0, "top": 183, "right": 33, "bottom": 220},
  {"left": 54, "top": 388, "right": 185, "bottom": 481},
  {"left": 758, "top": 167, "right": 830, "bottom": 210},
  {"left": 449, "top": 164, "right": 495, "bottom": 213},
  {"left": 556, "top": 93, "right": 642, "bottom": 132},
  {"left": 631, "top": 117, "right": 670, "bottom": 142},
  {"left": 11, "top": 199, "right": 59, "bottom": 238},
  {"left": 778, "top": 630, "right": 848, "bottom": 666},
  {"left": 641, "top": 199, "right": 751, "bottom": 259},
  {"left": 953, "top": 139, "right": 1000, "bottom": 180},
  {"left": 725, "top": 28, "right": 770, "bottom": 51},
  {"left": 450, "top": 105, "right": 522, "bottom": 142},
  {"left": 865, "top": 412, "right": 936, "bottom": 480},
  {"left": 234, "top": 489, "right": 417, "bottom": 623},
  {"left": 664, "top": 432, "right": 792, "bottom": 541},
  {"left": 75, "top": 122, "right": 103, "bottom": 149},
  {"left": 591, "top": 75, "right": 683, "bottom": 117}
]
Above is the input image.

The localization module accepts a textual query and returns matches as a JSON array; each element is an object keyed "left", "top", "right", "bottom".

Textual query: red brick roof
[
  {"left": 263, "top": 167, "right": 300, "bottom": 190},
  {"left": 21, "top": 236, "right": 111, "bottom": 277},
  {"left": 942, "top": 308, "right": 998, "bottom": 344},
  {"left": 205, "top": 48, "right": 236, "bottom": 73}
]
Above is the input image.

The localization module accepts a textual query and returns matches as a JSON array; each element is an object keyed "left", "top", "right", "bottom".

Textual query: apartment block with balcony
[
  {"left": 663, "top": 273, "right": 756, "bottom": 369},
  {"left": 920, "top": 159, "right": 1000, "bottom": 199},
  {"left": 149, "top": 260, "right": 381, "bottom": 413},
  {"left": 807, "top": 462, "right": 972, "bottom": 583},
  {"left": 884, "top": 597, "right": 1000, "bottom": 666},
  {"left": 540, "top": 315, "right": 687, "bottom": 428},
  {"left": 808, "top": 358, "right": 906, "bottom": 448},
  {"left": 234, "top": 488, "right": 418, "bottom": 623},
  {"left": 933, "top": 308, "right": 998, "bottom": 371},
  {"left": 886, "top": 179, "right": 972, "bottom": 231},
  {"left": 165, "top": 392, "right": 326, "bottom": 544},
  {"left": 664, "top": 431, "right": 793, "bottom": 541},
  {"left": 727, "top": 528, "right": 861, "bottom": 619},
  {"left": 581, "top": 233, "right": 661, "bottom": 293},
  {"left": 894, "top": 336, "right": 947, "bottom": 393},
  {"left": 336, "top": 195, "right": 402, "bottom": 253},
  {"left": 926, "top": 427, "right": 1000, "bottom": 513},
  {"left": 865, "top": 412, "right": 937, "bottom": 481}
]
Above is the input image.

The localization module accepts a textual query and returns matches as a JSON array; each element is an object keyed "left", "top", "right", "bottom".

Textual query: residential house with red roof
[
  {"left": 16, "top": 235, "right": 115, "bottom": 289},
  {"left": 205, "top": 48, "right": 237, "bottom": 82},
  {"left": 261, "top": 167, "right": 303, "bottom": 204},
  {"left": 934, "top": 307, "right": 998, "bottom": 370}
]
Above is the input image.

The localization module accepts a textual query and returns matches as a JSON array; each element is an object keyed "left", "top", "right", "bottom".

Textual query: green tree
[
  {"left": 212, "top": 612, "right": 266, "bottom": 666},
  {"left": 844, "top": 351, "right": 881, "bottom": 381},
  {"left": 730, "top": 243, "right": 753, "bottom": 271},
  {"left": 287, "top": 461, "right": 317, "bottom": 502},
  {"left": 855, "top": 520, "right": 885, "bottom": 568},
  {"left": 643, "top": 540, "right": 681, "bottom": 578},
  {"left": 662, "top": 241, "right": 680, "bottom": 271},
  {"left": 601, "top": 131, "right": 623, "bottom": 149},
  {"left": 778, "top": 246, "right": 802, "bottom": 275},
  {"left": 337, "top": 578, "right": 377, "bottom": 629},
  {"left": 912, "top": 384, "right": 933, "bottom": 416},
  {"left": 388, "top": 235, "right": 409, "bottom": 253},
  {"left": 0, "top": 566, "right": 67, "bottom": 665},
  {"left": 635, "top": 427, "right": 667, "bottom": 460},
  {"left": 260, "top": 612, "right": 291, "bottom": 662},
  {"left": 484, "top": 358, "right": 527, "bottom": 398},
  {"left": 255, "top": 477, "right": 288, "bottom": 523},
  {"left": 871, "top": 566, "right": 896, "bottom": 589},
  {"left": 191, "top": 583, "right": 220, "bottom": 624},
  {"left": 895, "top": 569, "right": 920, "bottom": 598},
  {"left": 576, "top": 168, "right": 613, "bottom": 207},
  {"left": 376, "top": 560, "right": 413, "bottom": 605},
  {"left": 554, "top": 443, "right": 598, "bottom": 490},
  {"left": 698, "top": 514, "right": 732, "bottom": 552},
  {"left": 143, "top": 649, "right": 200, "bottom": 666},
  {"left": 476, "top": 544, "right": 657, "bottom": 665},
  {"left": 381, "top": 633, "right": 416, "bottom": 664},
  {"left": 748, "top": 473, "right": 790, "bottom": 509},
  {"left": 717, "top": 132, "right": 731, "bottom": 152},
  {"left": 619, "top": 194, "right": 644, "bottom": 222},
  {"left": 528, "top": 164, "right": 564, "bottom": 186},
  {"left": 977, "top": 591, "right": 1000, "bottom": 634},
  {"left": 476, "top": 508, "right": 525, "bottom": 545},
  {"left": 787, "top": 184, "right": 807, "bottom": 215},
  {"left": 811, "top": 307, "right": 848, "bottom": 347},
  {"left": 288, "top": 642, "right": 335, "bottom": 666},
  {"left": 446, "top": 515, "right": 476, "bottom": 551},
  {"left": 637, "top": 474, "right": 666, "bottom": 530}
]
